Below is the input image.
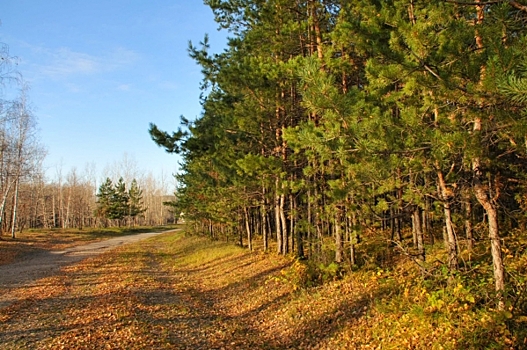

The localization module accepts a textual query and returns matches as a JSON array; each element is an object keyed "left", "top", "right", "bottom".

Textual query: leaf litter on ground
[{"left": 0, "top": 230, "right": 521, "bottom": 349}]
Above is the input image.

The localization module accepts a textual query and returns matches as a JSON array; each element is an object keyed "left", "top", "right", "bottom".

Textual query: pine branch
[
  {"left": 510, "top": 1, "right": 527, "bottom": 13},
  {"left": 498, "top": 75, "right": 527, "bottom": 106},
  {"left": 148, "top": 123, "right": 187, "bottom": 154},
  {"left": 444, "top": 0, "right": 527, "bottom": 13},
  {"left": 444, "top": 0, "right": 506, "bottom": 4}
]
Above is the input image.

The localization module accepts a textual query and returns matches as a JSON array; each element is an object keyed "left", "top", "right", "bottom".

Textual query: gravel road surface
[{"left": 0, "top": 230, "right": 174, "bottom": 308}]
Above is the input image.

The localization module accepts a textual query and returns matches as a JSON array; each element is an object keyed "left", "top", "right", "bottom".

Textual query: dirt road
[
  {"left": 0, "top": 231, "right": 297, "bottom": 349},
  {"left": 0, "top": 230, "right": 174, "bottom": 308}
]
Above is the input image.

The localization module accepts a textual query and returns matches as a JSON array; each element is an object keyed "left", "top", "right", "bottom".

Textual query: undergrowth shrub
[
  {"left": 269, "top": 226, "right": 527, "bottom": 347},
  {"left": 369, "top": 264, "right": 520, "bottom": 348},
  {"left": 277, "top": 258, "right": 344, "bottom": 290}
]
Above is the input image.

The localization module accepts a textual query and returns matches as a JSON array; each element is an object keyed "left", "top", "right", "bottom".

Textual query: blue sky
[{"left": 1, "top": 1, "right": 227, "bottom": 181}]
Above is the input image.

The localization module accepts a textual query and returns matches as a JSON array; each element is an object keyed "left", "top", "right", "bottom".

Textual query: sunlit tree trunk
[
  {"left": 473, "top": 118, "right": 505, "bottom": 306},
  {"left": 244, "top": 206, "right": 252, "bottom": 251},
  {"left": 335, "top": 208, "right": 343, "bottom": 263},
  {"left": 437, "top": 169, "right": 458, "bottom": 270},
  {"left": 11, "top": 178, "right": 19, "bottom": 238},
  {"left": 262, "top": 185, "right": 268, "bottom": 252},
  {"left": 274, "top": 184, "right": 282, "bottom": 254},
  {"left": 473, "top": 1, "right": 505, "bottom": 308},
  {"left": 463, "top": 190, "right": 474, "bottom": 251},
  {"left": 279, "top": 193, "right": 288, "bottom": 254}
]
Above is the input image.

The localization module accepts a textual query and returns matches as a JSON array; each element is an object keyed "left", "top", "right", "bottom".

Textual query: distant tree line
[
  {"left": 150, "top": 0, "right": 527, "bottom": 310},
  {"left": 0, "top": 39, "right": 177, "bottom": 236},
  {"left": 9, "top": 169, "right": 178, "bottom": 233}
]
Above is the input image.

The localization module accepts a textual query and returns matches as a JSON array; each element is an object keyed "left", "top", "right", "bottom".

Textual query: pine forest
[{"left": 149, "top": 0, "right": 527, "bottom": 346}]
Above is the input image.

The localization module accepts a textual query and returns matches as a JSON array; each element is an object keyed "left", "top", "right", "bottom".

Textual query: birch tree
[{"left": 0, "top": 87, "right": 45, "bottom": 237}]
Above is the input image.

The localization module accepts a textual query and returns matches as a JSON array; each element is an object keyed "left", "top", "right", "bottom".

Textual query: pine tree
[
  {"left": 128, "top": 179, "right": 145, "bottom": 226},
  {"left": 95, "top": 177, "right": 130, "bottom": 226},
  {"left": 109, "top": 177, "right": 129, "bottom": 225},
  {"left": 95, "top": 178, "right": 114, "bottom": 225}
]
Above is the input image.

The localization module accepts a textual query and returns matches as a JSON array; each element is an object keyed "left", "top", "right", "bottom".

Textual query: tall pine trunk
[
  {"left": 412, "top": 206, "right": 425, "bottom": 261},
  {"left": 473, "top": 120, "right": 505, "bottom": 307},
  {"left": 473, "top": 1, "right": 505, "bottom": 308},
  {"left": 244, "top": 206, "right": 252, "bottom": 251},
  {"left": 275, "top": 179, "right": 283, "bottom": 254},
  {"left": 436, "top": 169, "right": 458, "bottom": 270},
  {"left": 279, "top": 193, "right": 288, "bottom": 254},
  {"left": 335, "top": 208, "right": 344, "bottom": 263},
  {"left": 262, "top": 186, "right": 268, "bottom": 252}
]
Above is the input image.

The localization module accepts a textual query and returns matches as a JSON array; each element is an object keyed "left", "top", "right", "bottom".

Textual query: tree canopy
[{"left": 151, "top": 0, "right": 527, "bottom": 316}]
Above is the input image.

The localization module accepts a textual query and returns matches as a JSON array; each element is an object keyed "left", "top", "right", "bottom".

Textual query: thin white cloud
[
  {"left": 41, "top": 48, "right": 99, "bottom": 77},
  {"left": 117, "top": 84, "right": 131, "bottom": 91},
  {"left": 107, "top": 47, "right": 139, "bottom": 69},
  {"left": 23, "top": 44, "right": 140, "bottom": 80}
]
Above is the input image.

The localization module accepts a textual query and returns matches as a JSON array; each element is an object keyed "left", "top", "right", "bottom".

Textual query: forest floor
[{"left": 0, "top": 229, "right": 523, "bottom": 349}]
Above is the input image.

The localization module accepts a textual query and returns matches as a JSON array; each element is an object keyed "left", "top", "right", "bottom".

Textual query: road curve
[{"left": 0, "top": 230, "right": 177, "bottom": 299}]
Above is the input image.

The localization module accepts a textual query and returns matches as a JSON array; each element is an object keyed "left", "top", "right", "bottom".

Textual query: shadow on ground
[{"left": 0, "top": 233, "right": 390, "bottom": 349}]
